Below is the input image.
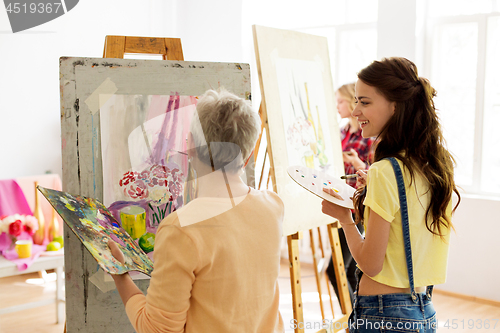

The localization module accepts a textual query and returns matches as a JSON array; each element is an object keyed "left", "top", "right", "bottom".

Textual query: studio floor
[{"left": 0, "top": 260, "right": 499, "bottom": 333}]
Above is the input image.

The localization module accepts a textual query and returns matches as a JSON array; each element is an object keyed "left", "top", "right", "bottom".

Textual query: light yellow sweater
[{"left": 125, "top": 188, "right": 285, "bottom": 333}]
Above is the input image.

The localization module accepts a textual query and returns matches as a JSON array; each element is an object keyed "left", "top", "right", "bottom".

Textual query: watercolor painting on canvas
[
  {"left": 253, "top": 25, "right": 344, "bottom": 235},
  {"left": 100, "top": 94, "right": 197, "bottom": 254},
  {"left": 275, "top": 57, "right": 336, "bottom": 174}
]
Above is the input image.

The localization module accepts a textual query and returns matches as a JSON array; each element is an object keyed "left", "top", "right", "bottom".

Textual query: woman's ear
[{"left": 390, "top": 101, "right": 397, "bottom": 115}]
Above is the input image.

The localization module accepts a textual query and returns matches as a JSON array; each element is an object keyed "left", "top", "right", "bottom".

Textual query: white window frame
[
  {"left": 423, "top": 12, "right": 500, "bottom": 196},
  {"left": 333, "top": 22, "right": 378, "bottom": 87},
  {"left": 299, "top": 22, "right": 377, "bottom": 89}
]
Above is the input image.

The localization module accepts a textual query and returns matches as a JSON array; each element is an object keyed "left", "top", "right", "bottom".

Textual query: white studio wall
[
  {"left": 176, "top": 0, "right": 243, "bottom": 63},
  {"left": 0, "top": 0, "right": 176, "bottom": 179},
  {"left": 0, "top": 0, "right": 247, "bottom": 180},
  {"left": 441, "top": 195, "right": 500, "bottom": 301},
  {"left": 377, "top": 0, "right": 417, "bottom": 61}
]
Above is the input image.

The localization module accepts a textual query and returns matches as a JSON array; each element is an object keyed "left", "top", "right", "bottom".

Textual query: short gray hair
[{"left": 190, "top": 88, "right": 261, "bottom": 173}]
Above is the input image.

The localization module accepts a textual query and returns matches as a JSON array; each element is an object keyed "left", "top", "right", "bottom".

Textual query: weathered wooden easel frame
[
  {"left": 61, "top": 36, "right": 251, "bottom": 332},
  {"left": 61, "top": 35, "right": 185, "bottom": 333}
]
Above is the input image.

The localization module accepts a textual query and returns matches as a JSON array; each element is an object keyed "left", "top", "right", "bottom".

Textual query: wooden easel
[
  {"left": 63, "top": 35, "right": 184, "bottom": 333},
  {"left": 103, "top": 35, "right": 183, "bottom": 60},
  {"left": 255, "top": 103, "right": 352, "bottom": 332}
]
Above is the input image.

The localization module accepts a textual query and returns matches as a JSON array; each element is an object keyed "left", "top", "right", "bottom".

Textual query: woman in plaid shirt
[
  {"left": 337, "top": 83, "right": 376, "bottom": 188},
  {"left": 327, "top": 83, "right": 375, "bottom": 303}
]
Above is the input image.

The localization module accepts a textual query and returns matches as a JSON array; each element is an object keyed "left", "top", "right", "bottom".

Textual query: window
[
  {"left": 297, "top": 1, "right": 378, "bottom": 88},
  {"left": 430, "top": 22, "right": 478, "bottom": 187},
  {"left": 425, "top": 0, "right": 500, "bottom": 196},
  {"left": 482, "top": 16, "right": 500, "bottom": 194}
]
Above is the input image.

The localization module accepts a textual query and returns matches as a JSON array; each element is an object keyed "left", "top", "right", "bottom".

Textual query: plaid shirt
[{"left": 341, "top": 125, "right": 375, "bottom": 188}]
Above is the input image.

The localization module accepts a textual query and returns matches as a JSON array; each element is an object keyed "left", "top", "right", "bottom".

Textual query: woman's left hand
[
  {"left": 106, "top": 240, "right": 142, "bottom": 305},
  {"left": 322, "top": 188, "right": 353, "bottom": 224},
  {"left": 343, "top": 149, "right": 366, "bottom": 171},
  {"left": 108, "top": 239, "right": 126, "bottom": 265}
]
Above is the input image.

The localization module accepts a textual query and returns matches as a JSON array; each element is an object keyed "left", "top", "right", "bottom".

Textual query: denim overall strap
[{"left": 387, "top": 157, "right": 419, "bottom": 304}]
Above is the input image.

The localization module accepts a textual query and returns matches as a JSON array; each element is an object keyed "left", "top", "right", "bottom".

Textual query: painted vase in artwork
[{"left": 120, "top": 205, "right": 146, "bottom": 240}]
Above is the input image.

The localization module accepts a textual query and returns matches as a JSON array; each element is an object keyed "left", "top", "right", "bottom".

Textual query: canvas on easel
[{"left": 253, "top": 25, "right": 344, "bottom": 236}]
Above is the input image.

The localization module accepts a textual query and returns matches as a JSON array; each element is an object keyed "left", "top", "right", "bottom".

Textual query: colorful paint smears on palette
[{"left": 38, "top": 186, "right": 153, "bottom": 276}]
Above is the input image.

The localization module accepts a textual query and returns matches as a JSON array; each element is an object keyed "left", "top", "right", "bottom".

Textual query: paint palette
[
  {"left": 38, "top": 186, "right": 153, "bottom": 276},
  {"left": 287, "top": 165, "right": 356, "bottom": 209}
]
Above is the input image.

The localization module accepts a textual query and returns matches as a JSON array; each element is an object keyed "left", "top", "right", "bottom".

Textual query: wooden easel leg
[
  {"left": 254, "top": 103, "right": 265, "bottom": 163},
  {"left": 309, "top": 229, "right": 325, "bottom": 321},
  {"left": 258, "top": 147, "right": 267, "bottom": 190},
  {"left": 324, "top": 271, "right": 335, "bottom": 318},
  {"left": 266, "top": 167, "right": 272, "bottom": 188},
  {"left": 316, "top": 227, "right": 335, "bottom": 317},
  {"left": 288, "top": 233, "right": 304, "bottom": 333},
  {"left": 327, "top": 222, "right": 352, "bottom": 314},
  {"left": 325, "top": 222, "right": 352, "bottom": 332}
]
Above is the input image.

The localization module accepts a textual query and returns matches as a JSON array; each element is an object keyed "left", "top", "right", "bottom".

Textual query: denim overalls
[{"left": 348, "top": 158, "right": 437, "bottom": 333}]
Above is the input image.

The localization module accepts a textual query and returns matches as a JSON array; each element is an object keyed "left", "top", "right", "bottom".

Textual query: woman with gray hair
[
  {"left": 190, "top": 88, "right": 259, "bottom": 174},
  {"left": 108, "top": 88, "right": 285, "bottom": 333}
]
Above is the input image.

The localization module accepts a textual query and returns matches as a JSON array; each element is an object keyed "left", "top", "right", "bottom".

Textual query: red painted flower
[
  {"left": 8, "top": 219, "right": 23, "bottom": 237},
  {"left": 119, "top": 163, "right": 184, "bottom": 202}
]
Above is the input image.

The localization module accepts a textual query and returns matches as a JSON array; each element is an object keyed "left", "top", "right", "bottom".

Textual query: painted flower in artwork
[
  {"left": 0, "top": 214, "right": 39, "bottom": 247},
  {"left": 287, "top": 116, "right": 316, "bottom": 150},
  {"left": 149, "top": 187, "right": 172, "bottom": 205},
  {"left": 118, "top": 163, "right": 184, "bottom": 229},
  {"left": 119, "top": 164, "right": 183, "bottom": 203}
]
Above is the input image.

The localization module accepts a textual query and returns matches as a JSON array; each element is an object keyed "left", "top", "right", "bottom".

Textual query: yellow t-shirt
[{"left": 363, "top": 159, "right": 451, "bottom": 288}]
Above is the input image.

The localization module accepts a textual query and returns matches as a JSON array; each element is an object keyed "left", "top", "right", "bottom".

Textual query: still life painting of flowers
[
  {"left": 38, "top": 186, "right": 153, "bottom": 276},
  {"left": 275, "top": 58, "right": 335, "bottom": 174},
  {"left": 100, "top": 93, "right": 197, "bottom": 256}
]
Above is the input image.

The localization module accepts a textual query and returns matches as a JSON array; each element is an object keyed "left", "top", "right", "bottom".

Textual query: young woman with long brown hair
[{"left": 322, "top": 57, "right": 460, "bottom": 332}]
